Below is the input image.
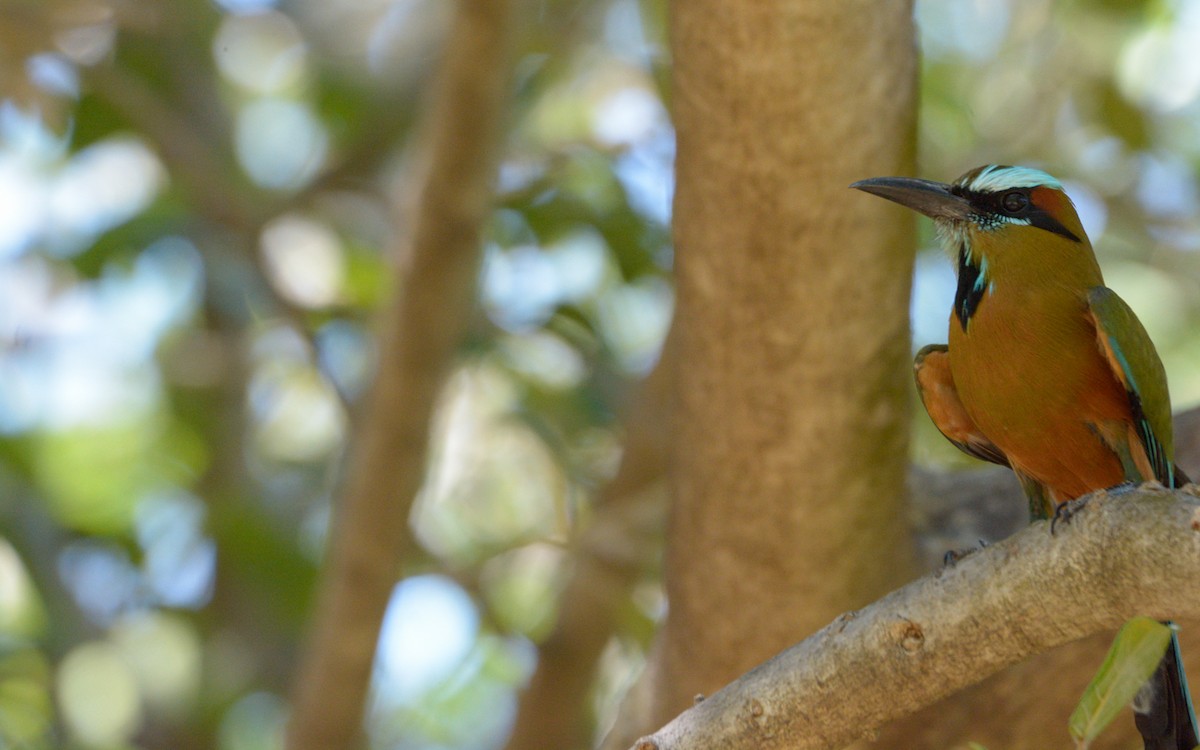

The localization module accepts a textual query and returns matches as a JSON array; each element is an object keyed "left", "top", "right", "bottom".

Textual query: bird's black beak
[{"left": 850, "top": 176, "right": 972, "bottom": 221}]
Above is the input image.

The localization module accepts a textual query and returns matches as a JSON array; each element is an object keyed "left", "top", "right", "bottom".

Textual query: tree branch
[
  {"left": 594, "top": 407, "right": 1200, "bottom": 749},
  {"left": 631, "top": 486, "right": 1200, "bottom": 750}
]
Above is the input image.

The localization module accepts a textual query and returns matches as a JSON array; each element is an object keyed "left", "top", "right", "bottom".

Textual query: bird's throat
[{"left": 955, "top": 243, "right": 987, "bottom": 331}]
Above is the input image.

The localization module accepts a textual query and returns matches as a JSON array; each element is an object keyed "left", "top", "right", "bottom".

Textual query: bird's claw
[
  {"left": 942, "top": 539, "right": 989, "bottom": 567},
  {"left": 1050, "top": 482, "right": 1135, "bottom": 535},
  {"left": 1051, "top": 497, "right": 1089, "bottom": 535}
]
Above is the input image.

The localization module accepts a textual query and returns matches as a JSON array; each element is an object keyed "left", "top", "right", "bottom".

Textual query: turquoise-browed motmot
[{"left": 852, "top": 165, "right": 1196, "bottom": 750}]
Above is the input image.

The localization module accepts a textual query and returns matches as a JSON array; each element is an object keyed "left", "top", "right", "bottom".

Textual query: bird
[{"left": 851, "top": 164, "right": 1197, "bottom": 750}]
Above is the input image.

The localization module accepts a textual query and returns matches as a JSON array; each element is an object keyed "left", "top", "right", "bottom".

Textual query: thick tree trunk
[{"left": 657, "top": 0, "right": 918, "bottom": 727}]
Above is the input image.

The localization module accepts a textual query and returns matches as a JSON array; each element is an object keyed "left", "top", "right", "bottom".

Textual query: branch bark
[
  {"left": 591, "top": 407, "right": 1200, "bottom": 749},
  {"left": 284, "top": 1, "right": 518, "bottom": 747},
  {"left": 873, "top": 407, "right": 1200, "bottom": 748},
  {"left": 573, "top": 406, "right": 1200, "bottom": 749},
  {"left": 630, "top": 486, "right": 1200, "bottom": 750}
]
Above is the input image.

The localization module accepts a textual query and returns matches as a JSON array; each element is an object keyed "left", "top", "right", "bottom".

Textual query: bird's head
[
  {"left": 853, "top": 165, "right": 1100, "bottom": 329},
  {"left": 851, "top": 164, "right": 1088, "bottom": 253}
]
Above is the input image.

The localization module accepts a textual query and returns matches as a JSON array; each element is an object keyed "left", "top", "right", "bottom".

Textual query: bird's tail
[{"left": 1133, "top": 627, "right": 1198, "bottom": 750}]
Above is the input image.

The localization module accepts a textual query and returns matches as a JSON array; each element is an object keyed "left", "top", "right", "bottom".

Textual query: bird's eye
[{"left": 1001, "top": 191, "right": 1028, "bottom": 213}]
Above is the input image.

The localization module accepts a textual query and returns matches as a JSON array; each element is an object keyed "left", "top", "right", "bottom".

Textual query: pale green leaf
[{"left": 1069, "top": 617, "right": 1174, "bottom": 748}]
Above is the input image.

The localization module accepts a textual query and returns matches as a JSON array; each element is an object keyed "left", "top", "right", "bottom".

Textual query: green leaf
[{"left": 1069, "top": 616, "right": 1174, "bottom": 748}]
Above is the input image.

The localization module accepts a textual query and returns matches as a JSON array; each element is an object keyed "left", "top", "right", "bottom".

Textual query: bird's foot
[
  {"left": 942, "top": 539, "right": 989, "bottom": 567},
  {"left": 1051, "top": 497, "right": 1089, "bottom": 535},
  {"left": 1050, "top": 483, "right": 1137, "bottom": 535}
]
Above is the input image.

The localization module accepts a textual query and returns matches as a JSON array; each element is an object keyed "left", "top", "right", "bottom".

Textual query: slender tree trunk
[
  {"left": 284, "top": 2, "right": 518, "bottom": 747},
  {"left": 655, "top": 0, "right": 919, "bottom": 726},
  {"left": 503, "top": 348, "right": 671, "bottom": 750}
]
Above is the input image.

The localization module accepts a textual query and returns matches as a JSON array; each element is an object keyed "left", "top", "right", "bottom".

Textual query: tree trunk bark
[{"left": 657, "top": 0, "right": 919, "bottom": 726}]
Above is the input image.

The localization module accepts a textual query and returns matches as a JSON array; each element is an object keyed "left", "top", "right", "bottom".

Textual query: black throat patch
[{"left": 955, "top": 244, "right": 986, "bottom": 331}]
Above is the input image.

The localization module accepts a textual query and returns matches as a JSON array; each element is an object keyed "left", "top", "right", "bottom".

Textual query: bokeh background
[{"left": 1, "top": 0, "right": 1199, "bottom": 747}]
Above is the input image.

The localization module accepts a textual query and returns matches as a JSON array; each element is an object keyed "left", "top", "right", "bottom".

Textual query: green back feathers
[{"left": 1087, "top": 287, "right": 1175, "bottom": 485}]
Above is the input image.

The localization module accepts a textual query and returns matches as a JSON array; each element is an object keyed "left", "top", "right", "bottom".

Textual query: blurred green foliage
[{"left": 0, "top": 0, "right": 1197, "bottom": 748}]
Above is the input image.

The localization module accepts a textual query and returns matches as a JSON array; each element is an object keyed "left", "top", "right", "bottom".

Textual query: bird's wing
[
  {"left": 914, "top": 344, "right": 1010, "bottom": 467},
  {"left": 1086, "top": 286, "right": 1176, "bottom": 486}
]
